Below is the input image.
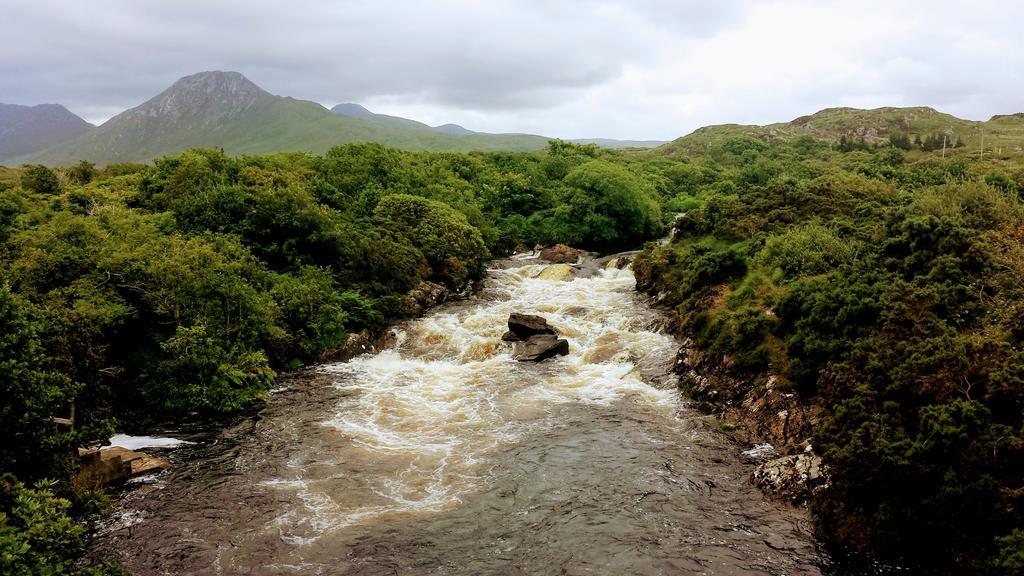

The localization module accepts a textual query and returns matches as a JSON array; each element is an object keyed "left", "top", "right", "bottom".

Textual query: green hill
[
  {"left": 659, "top": 106, "right": 1024, "bottom": 157},
  {"left": 11, "top": 72, "right": 553, "bottom": 166}
]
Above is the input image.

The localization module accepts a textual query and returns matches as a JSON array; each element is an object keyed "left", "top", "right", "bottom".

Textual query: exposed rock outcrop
[
  {"left": 675, "top": 343, "right": 819, "bottom": 454},
  {"left": 752, "top": 451, "right": 826, "bottom": 504},
  {"left": 404, "top": 280, "right": 449, "bottom": 317},
  {"left": 672, "top": 339, "right": 825, "bottom": 503},
  {"left": 605, "top": 255, "right": 633, "bottom": 270}
]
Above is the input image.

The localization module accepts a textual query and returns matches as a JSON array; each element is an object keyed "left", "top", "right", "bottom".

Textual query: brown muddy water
[{"left": 89, "top": 258, "right": 823, "bottom": 575}]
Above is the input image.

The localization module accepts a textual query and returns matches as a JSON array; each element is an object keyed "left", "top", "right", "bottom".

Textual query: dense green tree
[{"left": 19, "top": 165, "right": 60, "bottom": 195}]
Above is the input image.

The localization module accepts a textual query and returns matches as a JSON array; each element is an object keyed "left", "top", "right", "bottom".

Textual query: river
[{"left": 89, "top": 256, "right": 822, "bottom": 575}]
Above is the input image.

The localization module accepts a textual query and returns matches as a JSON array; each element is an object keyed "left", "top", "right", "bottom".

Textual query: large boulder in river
[
  {"left": 503, "top": 313, "right": 556, "bottom": 341},
  {"left": 513, "top": 334, "right": 570, "bottom": 362},
  {"left": 539, "top": 244, "right": 584, "bottom": 264},
  {"left": 536, "top": 264, "right": 575, "bottom": 281}
]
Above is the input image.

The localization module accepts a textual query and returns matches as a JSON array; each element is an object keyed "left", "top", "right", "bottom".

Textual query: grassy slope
[
  {"left": 9, "top": 95, "right": 552, "bottom": 166},
  {"left": 659, "top": 106, "right": 1024, "bottom": 157}
]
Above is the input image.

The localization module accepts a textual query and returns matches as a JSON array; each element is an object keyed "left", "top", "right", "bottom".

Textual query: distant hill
[
  {"left": 659, "top": 106, "right": 1024, "bottom": 157},
  {"left": 330, "top": 102, "right": 437, "bottom": 131},
  {"left": 10, "top": 72, "right": 558, "bottom": 166},
  {"left": 331, "top": 102, "right": 666, "bottom": 149},
  {"left": 432, "top": 123, "right": 477, "bottom": 136},
  {"left": 571, "top": 138, "right": 668, "bottom": 149},
  {"left": 0, "top": 103, "right": 94, "bottom": 163}
]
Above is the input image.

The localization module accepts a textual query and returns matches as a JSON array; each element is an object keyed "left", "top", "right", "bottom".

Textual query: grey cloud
[{"left": 0, "top": 0, "right": 1020, "bottom": 138}]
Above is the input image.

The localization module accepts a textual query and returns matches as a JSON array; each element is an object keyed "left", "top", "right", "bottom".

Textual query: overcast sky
[{"left": 2, "top": 0, "right": 1021, "bottom": 140}]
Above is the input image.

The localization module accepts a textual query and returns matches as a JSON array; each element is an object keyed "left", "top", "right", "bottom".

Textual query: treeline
[
  {"left": 635, "top": 135, "right": 1024, "bottom": 574},
  {"left": 0, "top": 141, "right": 665, "bottom": 574},
  {"left": 888, "top": 131, "right": 966, "bottom": 151}
]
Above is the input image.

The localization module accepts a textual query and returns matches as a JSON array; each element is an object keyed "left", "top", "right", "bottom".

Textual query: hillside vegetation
[
  {"left": 660, "top": 106, "right": 1024, "bottom": 159},
  {"left": 2, "top": 71, "right": 666, "bottom": 167},
  {"left": 635, "top": 134, "right": 1024, "bottom": 574},
  {"left": 8, "top": 73, "right": 553, "bottom": 166}
]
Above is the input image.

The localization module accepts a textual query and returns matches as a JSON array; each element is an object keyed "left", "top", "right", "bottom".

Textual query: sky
[{"left": 2, "top": 0, "right": 1021, "bottom": 140}]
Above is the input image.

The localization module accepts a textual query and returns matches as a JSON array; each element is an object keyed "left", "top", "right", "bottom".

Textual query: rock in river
[
  {"left": 503, "top": 312, "right": 557, "bottom": 341},
  {"left": 535, "top": 263, "right": 575, "bottom": 281},
  {"left": 512, "top": 333, "right": 570, "bottom": 362},
  {"left": 539, "top": 244, "right": 584, "bottom": 264},
  {"left": 77, "top": 446, "right": 171, "bottom": 487}
]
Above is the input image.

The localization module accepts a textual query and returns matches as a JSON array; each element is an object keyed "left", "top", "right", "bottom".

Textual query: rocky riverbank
[{"left": 674, "top": 339, "right": 827, "bottom": 503}]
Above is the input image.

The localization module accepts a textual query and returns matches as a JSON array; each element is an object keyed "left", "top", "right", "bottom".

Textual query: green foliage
[
  {"left": 0, "top": 142, "right": 679, "bottom": 571},
  {"left": 19, "top": 165, "right": 60, "bottom": 195},
  {"left": 635, "top": 135, "right": 1024, "bottom": 573},
  {"left": 0, "top": 286, "right": 76, "bottom": 481},
  {"left": 0, "top": 474, "right": 122, "bottom": 576},
  {"left": 64, "top": 161, "right": 96, "bottom": 186},
  {"left": 754, "top": 225, "right": 856, "bottom": 281},
  {"left": 557, "top": 160, "right": 663, "bottom": 249},
  {"left": 375, "top": 194, "right": 488, "bottom": 287}
]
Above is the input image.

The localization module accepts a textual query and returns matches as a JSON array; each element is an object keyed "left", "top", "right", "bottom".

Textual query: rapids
[{"left": 88, "top": 258, "right": 822, "bottom": 575}]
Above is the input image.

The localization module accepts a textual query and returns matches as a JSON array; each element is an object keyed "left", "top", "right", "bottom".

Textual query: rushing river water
[{"left": 90, "top": 257, "right": 822, "bottom": 575}]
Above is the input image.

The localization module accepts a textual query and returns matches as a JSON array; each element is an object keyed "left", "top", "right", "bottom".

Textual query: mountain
[
  {"left": 330, "top": 102, "right": 436, "bottom": 131},
  {"left": 432, "top": 123, "right": 476, "bottom": 136},
  {"left": 11, "top": 71, "right": 556, "bottom": 166},
  {"left": 0, "top": 103, "right": 94, "bottom": 163},
  {"left": 659, "top": 106, "right": 1024, "bottom": 157}
]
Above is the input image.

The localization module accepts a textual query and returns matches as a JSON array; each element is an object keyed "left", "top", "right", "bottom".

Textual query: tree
[
  {"left": 0, "top": 285, "right": 75, "bottom": 481},
  {"left": 65, "top": 161, "right": 96, "bottom": 186},
  {"left": 560, "top": 160, "right": 663, "bottom": 248},
  {"left": 19, "top": 165, "right": 60, "bottom": 195},
  {"left": 374, "top": 194, "right": 488, "bottom": 288},
  {"left": 888, "top": 133, "right": 913, "bottom": 150}
]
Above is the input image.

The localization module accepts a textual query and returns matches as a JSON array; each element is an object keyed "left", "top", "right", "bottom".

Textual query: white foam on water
[
  {"left": 104, "top": 434, "right": 194, "bottom": 450},
  {"left": 262, "top": 263, "right": 680, "bottom": 542}
]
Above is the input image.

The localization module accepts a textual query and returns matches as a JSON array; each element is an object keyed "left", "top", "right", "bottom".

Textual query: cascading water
[{"left": 89, "top": 257, "right": 822, "bottom": 575}]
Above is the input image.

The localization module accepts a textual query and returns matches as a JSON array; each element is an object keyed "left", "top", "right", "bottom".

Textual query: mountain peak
[
  {"left": 331, "top": 103, "right": 375, "bottom": 119},
  {"left": 119, "top": 71, "right": 268, "bottom": 124},
  {"left": 168, "top": 71, "right": 264, "bottom": 95}
]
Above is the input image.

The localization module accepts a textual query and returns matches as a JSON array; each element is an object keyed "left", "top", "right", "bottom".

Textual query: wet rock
[
  {"left": 404, "top": 281, "right": 449, "bottom": 317},
  {"left": 605, "top": 255, "right": 633, "bottom": 270},
  {"left": 77, "top": 446, "right": 171, "bottom": 487},
  {"left": 321, "top": 329, "right": 396, "bottom": 363},
  {"left": 740, "top": 443, "right": 778, "bottom": 463},
  {"left": 513, "top": 333, "right": 570, "bottom": 362},
  {"left": 536, "top": 264, "right": 575, "bottom": 281},
  {"left": 538, "top": 244, "right": 584, "bottom": 264},
  {"left": 505, "top": 313, "right": 556, "bottom": 341},
  {"left": 752, "top": 452, "right": 825, "bottom": 504}
]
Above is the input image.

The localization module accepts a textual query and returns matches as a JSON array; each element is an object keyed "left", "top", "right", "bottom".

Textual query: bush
[
  {"left": 374, "top": 194, "right": 487, "bottom": 288},
  {"left": 754, "top": 225, "right": 856, "bottom": 281},
  {"left": 19, "top": 165, "right": 60, "bottom": 195}
]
